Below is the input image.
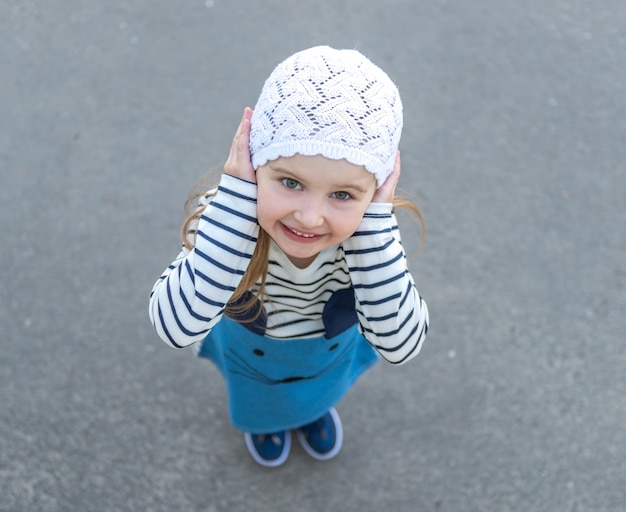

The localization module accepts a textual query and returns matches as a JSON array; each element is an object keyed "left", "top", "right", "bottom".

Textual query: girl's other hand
[
  {"left": 372, "top": 150, "right": 401, "bottom": 203},
  {"left": 224, "top": 107, "right": 256, "bottom": 183}
]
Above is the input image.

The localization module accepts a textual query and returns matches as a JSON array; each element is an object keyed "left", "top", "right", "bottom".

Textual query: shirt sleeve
[
  {"left": 342, "top": 202, "right": 429, "bottom": 365},
  {"left": 148, "top": 174, "right": 259, "bottom": 348}
]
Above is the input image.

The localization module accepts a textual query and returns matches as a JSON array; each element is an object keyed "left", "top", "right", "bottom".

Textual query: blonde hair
[{"left": 181, "top": 171, "right": 425, "bottom": 321}]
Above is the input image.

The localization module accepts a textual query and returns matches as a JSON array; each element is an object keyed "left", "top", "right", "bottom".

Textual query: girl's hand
[
  {"left": 372, "top": 150, "right": 401, "bottom": 203},
  {"left": 224, "top": 107, "right": 256, "bottom": 183}
]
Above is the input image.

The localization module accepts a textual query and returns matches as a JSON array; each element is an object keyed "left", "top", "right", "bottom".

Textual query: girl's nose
[{"left": 293, "top": 199, "right": 324, "bottom": 228}]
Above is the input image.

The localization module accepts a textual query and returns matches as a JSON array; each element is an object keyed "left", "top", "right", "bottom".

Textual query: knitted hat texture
[{"left": 249, "top": 46, "right": 403, "bottom": 188}]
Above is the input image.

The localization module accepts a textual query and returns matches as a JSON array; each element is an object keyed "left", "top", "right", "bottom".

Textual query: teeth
[{"left": 290, "top": 228, "right": 315, "bottom": 238}]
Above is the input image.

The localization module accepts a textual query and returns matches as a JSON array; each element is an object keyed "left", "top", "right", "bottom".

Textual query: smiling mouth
[
  {"left": 288, "top": 227, "right": 317, "bottom": 238},
  {"left": 280, "top": 223, "right": 324, "bottom": 244}
]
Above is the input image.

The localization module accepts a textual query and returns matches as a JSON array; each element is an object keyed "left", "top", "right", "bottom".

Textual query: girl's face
[{"left": 256, "top": 154, "right": 377, "bottom": 268}]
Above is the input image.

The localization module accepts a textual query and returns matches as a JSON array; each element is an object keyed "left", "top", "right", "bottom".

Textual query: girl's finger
[
  {"left": 225, "top": 108, "right": 256, "bottom": 182},
  {"left": 225, "top": 109, "right": 248, "bottom": 175},
  {"left": 372, "top": 151, "right": 401, "bottom": 203}
]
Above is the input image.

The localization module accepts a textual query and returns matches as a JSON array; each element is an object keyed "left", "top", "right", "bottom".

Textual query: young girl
[{"left": 149, "top": 46, "right": 429, "bottom": 467}]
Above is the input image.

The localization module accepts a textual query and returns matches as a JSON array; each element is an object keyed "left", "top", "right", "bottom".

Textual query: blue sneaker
[
  {"left": 244, "top": 430, "right": 291, "bottom": 467},
  {"left": 296, "top": 407, "right": 343, "bottom": 460}
]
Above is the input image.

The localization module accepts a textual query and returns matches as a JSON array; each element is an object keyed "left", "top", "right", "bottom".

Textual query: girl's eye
[
  {"left": 331, "top": 191, "right": 352, "bottom": 201},
  {"left": 281, "top": 178, "right": 302, "bottom": 190}
]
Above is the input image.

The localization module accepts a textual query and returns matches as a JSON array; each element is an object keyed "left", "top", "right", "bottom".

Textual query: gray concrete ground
[{"left": 1, "top": 1, "right": 625, "bottom": 511}]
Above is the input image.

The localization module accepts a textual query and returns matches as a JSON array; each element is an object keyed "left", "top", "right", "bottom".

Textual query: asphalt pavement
[{"left": 1, "top": 1, "right": 625, "bottom": 511}]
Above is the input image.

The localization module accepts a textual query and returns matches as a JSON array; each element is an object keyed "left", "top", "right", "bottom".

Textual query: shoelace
[
  {"left": 256, "top": 434, "right": 283, "bottom": 446},
  {"left": 303, "top": 417, "right": 330, "bottom": 440}
]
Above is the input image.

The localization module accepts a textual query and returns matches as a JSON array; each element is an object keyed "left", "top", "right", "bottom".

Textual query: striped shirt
[{"left": 149, "top": 174, "right": 428, "bottom": 365}]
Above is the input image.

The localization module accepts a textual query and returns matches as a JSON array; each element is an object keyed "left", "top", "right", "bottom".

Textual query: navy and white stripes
[
  {"left": 343, "top": 204, "right": 429, "bottom": 364},
  {"left": 149, "top": 175, "right": 259, "bottom": 348},
  {"left": 149, "top": 174, "right": 428, "bottom": 365}
]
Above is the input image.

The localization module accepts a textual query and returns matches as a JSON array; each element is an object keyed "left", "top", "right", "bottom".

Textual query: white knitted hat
[{"left": 249, "top": 46, "right": 403, "bottom": 188}]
